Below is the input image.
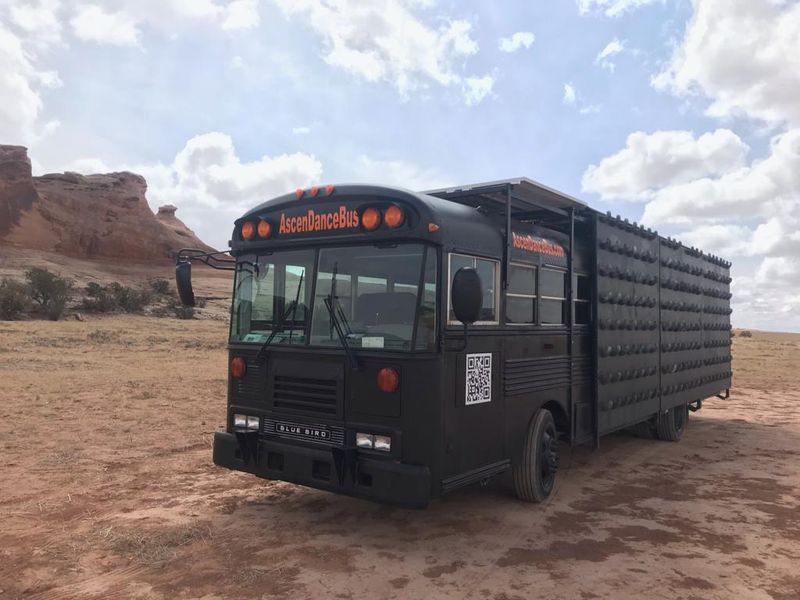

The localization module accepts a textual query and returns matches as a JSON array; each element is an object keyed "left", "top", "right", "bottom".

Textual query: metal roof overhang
[{"left": 423, "top": 177, "right": 588, "bottom": 223}]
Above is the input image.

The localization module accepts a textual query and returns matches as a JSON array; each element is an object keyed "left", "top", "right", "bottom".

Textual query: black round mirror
[
  {"left": 451, "top": 267, "right": 483, "bottom": 324},
  {"left": 175, "top": 261, "right": 196, "bottom": 307}
]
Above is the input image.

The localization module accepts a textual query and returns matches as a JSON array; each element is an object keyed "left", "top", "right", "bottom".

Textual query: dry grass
[
  {"left": 98, "top": 523, "right": 212, "bottom": 567},
  {"left": 1, "top": 302, "right": 799, "bottom": 599}
]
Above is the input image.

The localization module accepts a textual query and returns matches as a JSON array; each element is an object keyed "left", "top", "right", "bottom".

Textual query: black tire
[
  {"left": 513, "top": 409, "right": 559, "bottom": 502},
  {"left": 655, "top": 403, "right": 688, "bottom": 442}
]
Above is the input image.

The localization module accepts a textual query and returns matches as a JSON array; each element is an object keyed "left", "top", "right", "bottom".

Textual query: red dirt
[{"left": 0, "top": 273, "right": 798, "bottom": 598}]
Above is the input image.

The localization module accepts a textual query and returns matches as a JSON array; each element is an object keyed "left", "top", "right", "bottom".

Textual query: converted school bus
[{"left": 176, "top": 178, "right": 733, "bottom": 508}]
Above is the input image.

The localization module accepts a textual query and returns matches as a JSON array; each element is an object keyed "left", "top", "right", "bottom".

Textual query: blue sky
[{"left": 2, "top": 0, "right": 799, "bottom": 331}]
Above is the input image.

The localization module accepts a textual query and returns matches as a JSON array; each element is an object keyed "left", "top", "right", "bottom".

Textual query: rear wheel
[
  {"left": 513, "top": 409, "right": 559, "bottom": 502},
  {"left": 655, "top": 403, "right": 688, "bottom": 442}
]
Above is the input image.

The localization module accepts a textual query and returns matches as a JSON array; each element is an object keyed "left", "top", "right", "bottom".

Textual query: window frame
[
  {"left": 447, "top": 252, "right": 501, "bottom": 326},
  {"left": 505, "top": 262, "right": 537, "bottom": 326},
  {"left": 539, "top": 267, "right": 568, "bottom": 327},
  {"left": 572, "top": 272, "right": 591, "bottom": 326}
]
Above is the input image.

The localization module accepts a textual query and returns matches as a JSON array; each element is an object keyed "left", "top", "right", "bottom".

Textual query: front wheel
[
  {"left": 655, "top": 403, "right": 689, "bottom": 442},
  {"left": 513, "top": 409, "right": 559, "bottom": 502}
]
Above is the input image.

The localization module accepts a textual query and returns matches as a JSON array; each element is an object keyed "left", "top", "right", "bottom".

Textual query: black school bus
[{"left": 175, "top": 178, "right": 732, "bottom": 508}]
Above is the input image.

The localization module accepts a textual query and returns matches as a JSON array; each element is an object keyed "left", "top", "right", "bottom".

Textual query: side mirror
[
  {"left": 175, "top": 261, "right": 196, "bottom": 307},
  {"left": 451, "top": 267, "right": 483, "bottom": 324}
]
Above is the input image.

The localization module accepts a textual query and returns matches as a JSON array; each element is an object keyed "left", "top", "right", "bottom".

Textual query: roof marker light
[
  {"left": 310, "top": 185, "right": 319, "bottom": 197},
  {"left": 361, "top": 207, "right": 381, "bottom": 231},
  {"left": 428, "top": 223, "right": 440, "bottom": 233},
  {"left": 241, "top": 221, "right": 255, "bottom": 240},
  {"left": 257, "top": 219, "right": 271, "bottom": 238},
  {"left": 295, "top": 188, "right": 304, "bottom": 199},
  {"left": 325, "top": 184, "right": 335, "bottom": 195},
  {"left": 384, "top": 205, "right": 405, "bottom": 228}
]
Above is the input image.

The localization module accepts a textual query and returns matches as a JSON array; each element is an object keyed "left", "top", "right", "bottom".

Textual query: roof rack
[{"left": 423, "top": 177, "right": 587, "bottom": 222}]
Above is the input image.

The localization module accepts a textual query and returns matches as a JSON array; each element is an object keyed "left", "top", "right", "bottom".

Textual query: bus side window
[
  {"left": 506, "top": 264, "right": 536, "bottom": 324},
  {"left": 573, "top": 273, "right": 591, "bottom": 325},
  {"left": 448, "top": 253, "right": 499, "bottom": 324},
  {"left": 540, "top": 268, "right": 567, "bottom": 325}
]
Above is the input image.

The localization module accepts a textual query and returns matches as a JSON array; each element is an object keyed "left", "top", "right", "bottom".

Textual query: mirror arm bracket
[{"left": 175, "top": 248, "right": 236, "bottom": 271}]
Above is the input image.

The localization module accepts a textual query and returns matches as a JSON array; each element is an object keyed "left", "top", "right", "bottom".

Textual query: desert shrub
[
  {"left": 173, "top": 305, "right": 196, "bottom": 319},
  {"left": 739, "top": 330, "right": 753, "bottom": 338},
  {"left": 83, "top": 281, "right": 153, "bottom": 313},
  {"left": 149, "top": 278, "right": 171, "bottom": 296},
  {"left": 83, "top": 282, "right": 117, "bottom": 312},
  {"left": 25, "top": 268, "right": 73, "bottom": 321},
  {"left": 0, "top": 278, "right": 30, "bottom": 320},
  {"left": 109, "top": 282, "right": 153, "bottom": 312}
]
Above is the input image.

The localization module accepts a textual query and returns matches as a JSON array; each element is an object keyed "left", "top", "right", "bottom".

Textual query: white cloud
[
  {"left": 582, "top": 129, "right": 749, "bottom": 201},
  {"left": 272, "top": 0, "right": 482, "bottom": 100},
  {"left": 498, "top": 31, "right": 535, "bottom": 53},
  {"left": 221, "top": 0, "right": 259, "bottom": 30},
  {"left": 292, "top": 126, "right": 311, "bottom": 135},
  {"left": 70, "top": 5, "right": 141, "bottom": 46},
  {"left": 8, "top": 0, "right": 63, "bottom": 47},
  {"left": 653, "top": 0, "right": 800, "bottom": 126},
  {"left": 673, "top": 224, "right": 753, "bottom": 258},
  {"left": 577, "top": 0, "right": 661, "bottom": 18},
  {"left": 640, "top": 129, "right": 800, "bottom": 225},
  {"left": 68, "top": 0, "right": 261, "bottom": 46},
  {"left": 0, "top": 23, "right": 62, "bottom": 145},
  {"left": 463, "top": 75, "right": 495, "bottom": 106},
  {"left": 353, "top": 155, "right": 452, "bottom": 191},
  {"left": 563, "top": 83, "right": 577, "bottom": 105},
  {"left": 131, "top": 132, "right": 322, "bottom": 248},
  {"left": 595, "top": 37, "right": 625, "bottom": 72},
  {"left": 579, "top": 104, "right": 601, "bottom": 115}
]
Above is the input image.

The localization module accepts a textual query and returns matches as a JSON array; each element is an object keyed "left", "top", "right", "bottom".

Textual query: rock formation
[{"left": 0, "top": 145, "right": 215, "bottom": 261}]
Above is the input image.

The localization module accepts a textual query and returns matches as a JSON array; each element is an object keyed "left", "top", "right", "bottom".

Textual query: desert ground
[{"left": 1, "top": 259, "right": 799, "bottom": 599}]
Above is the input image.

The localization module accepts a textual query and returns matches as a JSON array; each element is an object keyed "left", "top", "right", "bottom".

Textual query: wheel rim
[{"left": 539, "top": 424, "right": 559, "bottom": 493}]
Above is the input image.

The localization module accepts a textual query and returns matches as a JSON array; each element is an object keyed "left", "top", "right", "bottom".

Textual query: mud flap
[
  {"left": 234, "top": 430, "right": 260, "bottom": 465},
  {"left": 331, "top": 447, "right": 358, "bottom": 486}
]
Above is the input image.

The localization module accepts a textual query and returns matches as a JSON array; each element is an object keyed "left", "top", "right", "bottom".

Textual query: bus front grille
[{"left": 273, "top": 375, "right": 339, "bottom": 416}]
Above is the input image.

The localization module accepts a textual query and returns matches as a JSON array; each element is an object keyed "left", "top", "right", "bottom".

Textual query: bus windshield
[{"left": 230, "top": 244, "right": 437, "bottom": 351}]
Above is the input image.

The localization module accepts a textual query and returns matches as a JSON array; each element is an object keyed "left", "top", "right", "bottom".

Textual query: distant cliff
[{"left": 0, "top": 145, "right": 215, "bottom": 261}]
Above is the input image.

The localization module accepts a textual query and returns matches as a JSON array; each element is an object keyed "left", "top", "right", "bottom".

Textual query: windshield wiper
[
  {"left": 255, "top": 298, "right": 297, "bottom": 362},
  {"left": 286, "top": 271, "right": 304, "bottom": 345},
  {"left": 324, "top": 296, "right": 359, "bottom": 371}
]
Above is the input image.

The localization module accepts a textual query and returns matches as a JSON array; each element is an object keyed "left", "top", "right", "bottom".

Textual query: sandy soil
[{"left": 1, "top": 270, "right": 799, "bottom": 598}]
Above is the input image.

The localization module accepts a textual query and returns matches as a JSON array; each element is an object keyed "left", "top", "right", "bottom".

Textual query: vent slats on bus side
[{"left": 504, "top": 356, "right": 572, "bottom": 395}]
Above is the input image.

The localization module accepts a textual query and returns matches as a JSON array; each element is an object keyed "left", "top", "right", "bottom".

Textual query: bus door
[{"left": 442, "top": 253, "right": 505, "bottom": 484}]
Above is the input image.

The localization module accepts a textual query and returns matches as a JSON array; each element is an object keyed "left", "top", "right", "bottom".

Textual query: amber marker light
[
  {"left": 384, "top": 205, "right": 405, "bottom": 229},
  {"left": 257, "top": 219, "right": 271, "bottom": 238},
  {"left": 310, "top": 185, "right": 319, "bottom": 197},
  {"left": 361, "top": 207, "right": 381, "bottom": 231},
  {"left": 325, "top": 184, "right": 335, "bottom": 195},
  {"left": 427, "top": 223, "right": 440, "bottom": 233},
  {"left": 241, "top": 221, "right": 255, "bottom": 240},
  {"left": 377, "top": 367, "right": 399, "bottom": 393},
  {"left": 231, "top": 357, "right": 247, "bottom": 379},
  {"left": 295, "top": 188, "right": 304, "bottom": 199}
]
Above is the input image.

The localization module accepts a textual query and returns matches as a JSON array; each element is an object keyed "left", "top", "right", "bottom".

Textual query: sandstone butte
[{"left": 0, "top": 145, "right": 215, "bottom": 262}]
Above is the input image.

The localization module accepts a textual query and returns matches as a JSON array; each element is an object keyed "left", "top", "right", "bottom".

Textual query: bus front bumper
[{"left": 213, "top": 431, "right": 431, "bottom": 509}]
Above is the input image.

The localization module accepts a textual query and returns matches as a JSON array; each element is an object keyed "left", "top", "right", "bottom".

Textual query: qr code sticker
[{"left": 465, "top": 353, "right": 492, "bottom": 405}]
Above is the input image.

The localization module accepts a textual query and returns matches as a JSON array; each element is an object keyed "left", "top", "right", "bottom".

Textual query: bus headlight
[
  {"left": 356, "top": 432, "right": 374, "bottom": 449},
  {"left": 233, "top": 414, "right": 260, "bottom": 431},
  {"left": 373, "top": 435, "right": 391, "bottom": 452}
]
